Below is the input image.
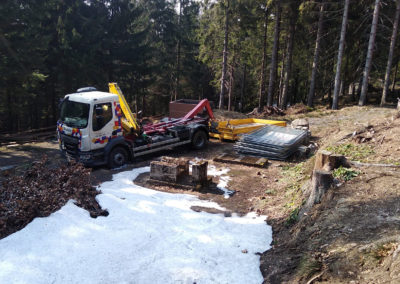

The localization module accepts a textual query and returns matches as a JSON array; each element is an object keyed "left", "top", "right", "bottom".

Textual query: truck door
[{"left": 90, "top": 102, "right": 115, "bottom": 150}]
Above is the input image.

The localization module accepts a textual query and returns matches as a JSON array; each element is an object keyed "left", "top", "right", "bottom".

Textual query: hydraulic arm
[{"left": 108, "top": 82, "right": 139, "bottom": 134}]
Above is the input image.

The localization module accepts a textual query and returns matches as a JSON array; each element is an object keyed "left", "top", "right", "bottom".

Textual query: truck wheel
[
  {"left": 108, "top": 147, "right": 128, "bottom": 168},
  {"left": 191, "top": 130, "right": 207, "bottom": 150}
]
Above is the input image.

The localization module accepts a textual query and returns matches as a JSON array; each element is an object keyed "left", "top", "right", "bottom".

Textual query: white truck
[{"left": 57, "top": 83, "right": 214, "bottom": 168}]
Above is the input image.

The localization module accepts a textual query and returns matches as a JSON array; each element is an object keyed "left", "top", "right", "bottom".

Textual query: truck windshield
[{"left": 60, "top": 100, "right": 90, "bottom": 128}]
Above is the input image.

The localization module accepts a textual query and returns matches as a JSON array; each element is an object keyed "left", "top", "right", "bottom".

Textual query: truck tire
[
  {"left": 191, "top": 130, "right": 207, "bottom": 150},
  {"left": 108, "top": 146, "right": 128, "bottom": 168}
]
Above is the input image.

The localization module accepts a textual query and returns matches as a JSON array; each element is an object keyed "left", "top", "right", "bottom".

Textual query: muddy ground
[{"left": 1, "top": 105, "right": 400, "bottom": 283}]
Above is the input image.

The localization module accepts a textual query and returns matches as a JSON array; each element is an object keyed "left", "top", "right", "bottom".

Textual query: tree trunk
[
  {"left": 174, "top": 0, "right": 182, "bottom": 102},
  {"left": 258, "top": 4, "right": 268, "bottom": 109},
  {"left": 359, "top": 0, "right": 381, "bottom": 106},
  {"left": 142, "top": 91, "right": 146, "bottom": 116},
  {"left": 381, "top": 0, "right": 400, "bottom": 106},
  {"left": 278, "top": 52, "right": 285, "bottom": 107},
  {"left": 307, "top": 2, "right": 325, "bottom": 107},
  {"left": 240, "top": 64, "right": 246, "bottom": 112},
  {"left": 219, "top": 0, "right": 230, "bottom": 109},
  {"left": 293, "top": 69, "right": 299, "bottom": 104},
  {"left": 392, "top": 61, "right": 399, "bottom": 92},
  {"left": 328, "top": 82, "right": 332, "bottom": 105},
  {"left": 356, "top": 75, "right": 363, "bottom": 98},
  {"left": 351, "top": 83, "right": 356, "bottom": 101},
  {"left": 332, "top": 0, "right": 350, "bottom": 110},
  {"left": 267, "top": 0, "right": 281, "bottom": 106},
  {"left": 339, "top": 80, "right": 344, "bottom": 97},
  {"left": 228, "top": 65, "right": 234, "bottom": 111},
  {"left": 280, "top": 16, "right": 296, "bottom": 109}
]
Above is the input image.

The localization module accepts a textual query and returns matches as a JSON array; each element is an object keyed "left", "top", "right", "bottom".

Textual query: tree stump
[
  {"left": 300, "top": 170, "right": 334, "bottom": 216},
  {"left": 192, "top": 160, "right": 208, "bottom": 185},
  {"left": 314, "top": 150, "right": 349, "bottom": 171},
  {"left": 150, "top": 161, "right": 181, "bottom": 182}
]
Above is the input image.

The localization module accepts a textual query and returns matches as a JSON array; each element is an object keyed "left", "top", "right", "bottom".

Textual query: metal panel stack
[{"left": 234, "top": 125, "right": 308, "bottom": 160}]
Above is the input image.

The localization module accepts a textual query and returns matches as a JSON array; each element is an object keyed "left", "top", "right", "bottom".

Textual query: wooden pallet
[{"left": 213, "top": 153, "right": 268, "bottom": 168}]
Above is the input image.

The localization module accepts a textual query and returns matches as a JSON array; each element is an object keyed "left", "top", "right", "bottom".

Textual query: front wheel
[
  {"left": 108, "top": 147, "right": 128, "bottom": 168},
  {"left": 191, "top": 130, "right": 207, "bottom": 150}
]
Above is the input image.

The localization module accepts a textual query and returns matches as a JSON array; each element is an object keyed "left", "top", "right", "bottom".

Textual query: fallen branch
[
  {"left": 306, "top": 272, "right": 324, "bottom": 284},
  {"left": 349, "top": 161, "right": 400, "bottom": 168}
]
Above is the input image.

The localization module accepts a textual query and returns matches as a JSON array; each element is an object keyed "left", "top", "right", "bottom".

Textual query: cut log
[{"left": 314, "top": 150, "right": 349, "bottom": 171}]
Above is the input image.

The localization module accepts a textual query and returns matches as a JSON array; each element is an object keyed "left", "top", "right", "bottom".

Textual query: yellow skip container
[{"left": 209, "top": 118, "right": 287, "bottom": 141}]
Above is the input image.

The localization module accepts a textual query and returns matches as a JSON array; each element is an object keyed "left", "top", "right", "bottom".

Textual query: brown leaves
[{"left": 0, "top": 156, "right": 108, "bottom": 239}]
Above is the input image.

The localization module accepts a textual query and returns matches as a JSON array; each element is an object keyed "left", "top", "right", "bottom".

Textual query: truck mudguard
[
  {"left": 187, "top": 124, "right": 209, "bottom": 139},
  {"left": 104, "top": 136, "right": 132, "bottom": 159}
]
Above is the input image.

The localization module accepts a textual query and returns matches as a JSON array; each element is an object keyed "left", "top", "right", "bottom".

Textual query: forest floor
[{"left": 1, "top": 105, "right": 400, "bottom": 283}]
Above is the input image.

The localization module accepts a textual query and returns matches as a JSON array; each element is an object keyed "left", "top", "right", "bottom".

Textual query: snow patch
[
  {"left": 0, "top": 166, "right": 272, "bottom": 284},
  {"left": 208, "top": 165, "right": 234, "bottom": 198}
]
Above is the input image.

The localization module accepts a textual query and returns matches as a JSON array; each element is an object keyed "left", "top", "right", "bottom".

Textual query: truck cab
[
  {"left": 57, "top": 89, "right": 125, "bottom": 166},
  {"left": 57, "top": 85, "right": 212, "bottom": 168}
]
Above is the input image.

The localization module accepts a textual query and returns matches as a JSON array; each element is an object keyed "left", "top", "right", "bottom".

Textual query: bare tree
[
  {"left": 267, "top": 0, "right": 281, "bottom": 106},
  {"left": 258, "top": 4, "right": 269, "bottom": 109},
  {"left": 381, "top": 0, "right": 400, "bottom": 106},
  {"left": 392, "top": 62, "right": 399, "bottom": 91},
  {"left": 228, "top": 65, "right": 234, "bottom": 111},
  {"left": 240, "top": 64, "right": 246, "bottom": 112},
  {"left": 280, "top": 10, "right": 297, "bottom": 109},
  {"left": 332, "top": 0, "right": 350, "bottom": 110},
  {"left": 174, "top": 0, "right": 182, "bottom": 101},
  {"left": 307, "top": 2, "right": 325, "bottom": 107},
  {"left": 219, "top": 0, "right": 230, "bottom": 109},
  {"left": 359, "top": 0, "right": 381, "bottom": 106}
]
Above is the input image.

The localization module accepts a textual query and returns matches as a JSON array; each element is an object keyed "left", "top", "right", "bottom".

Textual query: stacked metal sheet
[{"left": 234, "top": 125, "right": 308, "bottom": 160}]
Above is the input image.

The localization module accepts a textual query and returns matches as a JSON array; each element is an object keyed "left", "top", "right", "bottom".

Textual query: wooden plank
[{"left": 213, "top": 153, "right": 268, "bottom": 168}]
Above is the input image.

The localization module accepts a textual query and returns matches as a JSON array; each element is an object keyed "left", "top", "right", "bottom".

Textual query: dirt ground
[{"left": 1, "top": 105, "right": 400, "bottom": 283}]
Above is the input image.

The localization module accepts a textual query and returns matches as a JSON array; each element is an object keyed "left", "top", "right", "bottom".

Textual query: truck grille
[{"left": 60, "top": 134, "right": 79, "bottom": 156}]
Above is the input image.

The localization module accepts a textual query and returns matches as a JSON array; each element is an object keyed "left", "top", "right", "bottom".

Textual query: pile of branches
[
  {"left": 0, "top": 157, "right": 108, "bottom": 239},
  {"left": 247, "top": 106, "right": 285, "bottom": 117},
  {"left": 285, "top": 103, "right": 310, "bottom": 115}
]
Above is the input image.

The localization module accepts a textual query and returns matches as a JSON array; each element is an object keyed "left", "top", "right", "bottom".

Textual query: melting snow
[{"left": 0, "top": 167, "right": 272, "bottom": 284}]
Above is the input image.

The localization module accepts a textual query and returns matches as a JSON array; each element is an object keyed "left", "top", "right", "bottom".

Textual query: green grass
[
  {"left": 280, "top": 163, "right": 309, "bottom": 224},
  {"left": 281, "top": 162, "right": 305, "bottom": 181},
  {"left": 326, "top": 143, "right": 374, "bottom": 161},
  {"left": 285, "top": 206, "right": 300, "bottom": 226},
  {"left": 332, "top": 166, "right": 360, "bottom": 181}
]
